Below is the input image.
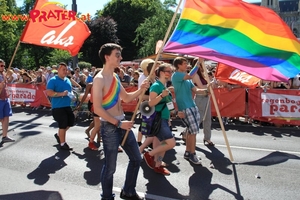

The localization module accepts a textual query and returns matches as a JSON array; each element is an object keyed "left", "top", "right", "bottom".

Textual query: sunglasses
[{"left": 163, "top": 70, "right": 172, "bottom": 74}]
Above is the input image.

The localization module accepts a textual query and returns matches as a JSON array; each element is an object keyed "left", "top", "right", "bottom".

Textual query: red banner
[
  {"left": 7, "top": 84, "right": 51, "bottom": 107},
  {"left": 215, "top": 63, "right": 260, "bottom": 88},
  {"left": 20, "top": 0, "right": 91, "bottom": 56},
  {"left": 248, "top": 89, "right": 300, "bottom": 125},
  {"left": 211, "top": 88, "right": 246, "bottom": 117}
]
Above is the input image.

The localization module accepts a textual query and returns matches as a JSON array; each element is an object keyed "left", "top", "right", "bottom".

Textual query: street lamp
[{"left": 72, "top": 0, "right": 78, "bottom": 69}]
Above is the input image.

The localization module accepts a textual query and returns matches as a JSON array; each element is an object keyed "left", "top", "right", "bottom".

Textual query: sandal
[{"left": 203, "top": 139, "right": 215, "bottom": 146}]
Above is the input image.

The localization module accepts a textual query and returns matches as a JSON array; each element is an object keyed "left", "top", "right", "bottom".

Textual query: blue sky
[{"left": 16, "top": 0, "right": 261, "bottom": 18}]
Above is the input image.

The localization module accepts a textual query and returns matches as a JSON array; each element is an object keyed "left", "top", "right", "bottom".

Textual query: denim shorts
[{"left": 156, "top": 119, "right": 173, "bottom": 141}]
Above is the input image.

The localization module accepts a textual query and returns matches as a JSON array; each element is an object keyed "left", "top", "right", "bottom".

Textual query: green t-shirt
[{"left": 149, "top": 80, "right": 170, "bottom": 119}]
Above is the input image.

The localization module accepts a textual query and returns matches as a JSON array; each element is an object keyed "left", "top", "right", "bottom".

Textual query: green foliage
[
  {"left": 134, "top": 0, "right": 179, "bottom": 58},
  {"left": 0, "top": 0, "right": 19, "bottom": 65},
  {"left": 47, "top": 49, "right": 73, "bottom": 66},
  {"left": 78, "top": 61, "right": 92, "bottom": 69},
  {"left": 81, "top": 16, "right": 119, "bottom": 67},
  {"left": 101, "top": 0, "right": 162, "bottom": 60},
  {"left": 0, "top": 0, "right": 179, "bottom": 70}
]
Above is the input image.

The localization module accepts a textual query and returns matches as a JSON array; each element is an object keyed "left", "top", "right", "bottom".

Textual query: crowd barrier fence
[{"left": 7, "top": 84, "right": 300, "bottom": 126}]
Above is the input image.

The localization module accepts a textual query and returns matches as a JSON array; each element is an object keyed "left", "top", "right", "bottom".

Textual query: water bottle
[{"left": 68, "top": 91, "right": 75, "bottom": 100}]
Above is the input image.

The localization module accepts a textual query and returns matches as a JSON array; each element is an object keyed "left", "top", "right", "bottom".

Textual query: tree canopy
[{"left": 0, "top": 0, "right": 177, "bottom": 69}]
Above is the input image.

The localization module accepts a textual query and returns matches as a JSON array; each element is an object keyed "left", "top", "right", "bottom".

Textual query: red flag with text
[
  {"left": 215, "top": 63, "right": 261, "bottom": 88},
  {"left": 20, "top": 0, "right": 91, "bottom": 56}
]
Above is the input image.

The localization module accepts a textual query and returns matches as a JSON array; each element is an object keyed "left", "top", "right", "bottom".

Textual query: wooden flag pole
[
  {"left": 8, "top": 40, "right": 21, "bottom": 69},
  {"left": 121, "top": 0, "right": 183, "bottom": 146},
  {"left": 201, "top": 60, "right": 234, "bottom": 162}
]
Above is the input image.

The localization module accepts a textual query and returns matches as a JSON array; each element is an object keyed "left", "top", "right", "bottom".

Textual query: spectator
[
  {"left": 83, "top": 68, "right": 93, "bottom": 84},
  {"left": 119, "top": 68, "right": 131, "bottom": 88},
  {"left": 35, "top": 69, "right": 46, "bottom": 85},
  {"left": 73, "top": 67, "right": 80, "bottom": 83},
  {"left": 130, "top": 70, "right": 139, "bottom": 87},
  {"left": 45, "top": 66, "right": 54, "bottom": 83},
  {"left": 0, "top": 59, "right": 15, "bottom": 143}
]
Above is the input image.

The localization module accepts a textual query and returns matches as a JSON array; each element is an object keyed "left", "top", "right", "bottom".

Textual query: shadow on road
[
  {"left": 239, "top": 151, "right": 300, "bottom": 166},
  {"left": 0, "top": 190, "right": 63, "bottom": 200},
  {"left": 188, "top": 164, "right": 243, "bottom": 200},
  {"left": 72, "top": 148, "right": 104, "bottom": 186},
  {"left": 196, "top": 146, "right": 232, "bottom": 175},
  {"left": 141, "top": 162, "right": 187, "bottom": 199},
  {"left": 27, "top": 151, "right": 70, "bottom": 185}
]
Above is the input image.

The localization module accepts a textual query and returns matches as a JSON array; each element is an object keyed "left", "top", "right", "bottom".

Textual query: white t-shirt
[
  {"left": 12, "top": 73, "right": 18, "bottom": 82},
  {"left": 138, "top": 73, "right": 147, "bottom": 89}
]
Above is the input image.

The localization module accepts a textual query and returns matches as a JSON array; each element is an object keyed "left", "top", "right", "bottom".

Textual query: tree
[
  {"left": 14, "top": 0, "right": 55, "bottom": 69},
  {"left": 100, "top": 0, "right": 161, "bottom": 60},
  {"left": 134, "top": 0, "right": 178, "bottom": 58},
  {"left": 78, "top": 61, "right": 91, "bottom": 69},
  {"left": 81, "top": 16, "right": 119, "bottom": 67},
  {"left": 0, "top": 0, "right": 19, "bottom": 66}
]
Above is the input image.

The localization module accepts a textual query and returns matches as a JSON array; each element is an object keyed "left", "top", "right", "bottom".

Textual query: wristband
[
  {"left": 159, "top": 94, "right": 163, "bottom": 98},
  {"left": 53, "top": 92, "right": 57, "bottom": 97},
  {"left": 117, "top": 121, "right": 122, "bottom": 128}
]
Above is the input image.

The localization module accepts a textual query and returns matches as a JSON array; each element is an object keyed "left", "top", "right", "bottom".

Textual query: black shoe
[
  {"left": 54, "top": 133, "right": 60, "bottom": 144},
  {"left": 120, "top": 190, "right": 144, "bottom": 200},
  {"left": 60, "top": 143, "right": 73, "bottom": 151}
]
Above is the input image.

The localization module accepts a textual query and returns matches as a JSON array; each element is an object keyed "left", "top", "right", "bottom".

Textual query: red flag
[
  {"left": 20, "top": 0, "right": 91, "bottom": 56},
  {"left": 215, "top": 63, "right": 260, "bottom": 88}
]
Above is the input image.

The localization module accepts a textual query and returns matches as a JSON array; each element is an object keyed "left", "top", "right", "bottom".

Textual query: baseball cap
[{"left": 46, "top": 66, "right": 51, "bottom": 70}]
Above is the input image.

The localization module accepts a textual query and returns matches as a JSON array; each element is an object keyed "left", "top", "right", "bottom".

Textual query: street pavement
[{"left": 0, "top": 107, "right": 299, "bottom": 200}]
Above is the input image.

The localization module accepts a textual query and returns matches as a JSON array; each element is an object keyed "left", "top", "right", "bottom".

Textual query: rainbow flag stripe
[
  {"left": 102, "top": 74, "right": 121, "bottom": 110},
  {"left": 164, "top": 0, "right": 300, "bottom": 81}
]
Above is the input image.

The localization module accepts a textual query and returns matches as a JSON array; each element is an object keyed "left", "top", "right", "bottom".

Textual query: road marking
[
  {"left": 213, "top": 144, "right": 300, "bottom": 155},
  {"left": 107, "top": 186, "right": 180, "bottom": 200}
]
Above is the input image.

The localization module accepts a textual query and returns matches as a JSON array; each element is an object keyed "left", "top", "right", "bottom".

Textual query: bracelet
[
  {"left": 159, "top": 94, "right": 163, "bottom": 98},
  {"left": 117, "top": 121, "right": 122, "bottom": 128},
  {"left": 53, "top": 92, "right": 57, "bottom": 97}
]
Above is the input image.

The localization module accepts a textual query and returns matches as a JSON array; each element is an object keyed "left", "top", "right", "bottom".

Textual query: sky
[{"left": 16, "top": 0, "right": 261, "bottom": 18}]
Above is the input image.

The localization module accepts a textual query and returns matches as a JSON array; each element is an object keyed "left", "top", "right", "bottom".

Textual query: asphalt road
[{"left": 0, "top": 107, "right": 299, "bottom": 200}]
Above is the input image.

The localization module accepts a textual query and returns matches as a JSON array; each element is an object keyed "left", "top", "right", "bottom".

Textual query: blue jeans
[{"left": 100, "top": 121, "right": 142, "bottom": 200}]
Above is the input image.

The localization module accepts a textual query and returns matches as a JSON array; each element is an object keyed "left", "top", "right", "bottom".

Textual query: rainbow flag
[{"left": 164, "top": 0, "right": 300, "bottom": 81}]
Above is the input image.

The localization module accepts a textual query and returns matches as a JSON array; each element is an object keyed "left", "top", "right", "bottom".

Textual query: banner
[
  {"left": 7, "top": 84, "right": 51, "bottom": 107},
  {"left": 215, "top": 63, "right": 260, "bottom": 88},
  {"left": 211, "top": 88, "right": 246, "bottom": 117},
  {"left": 20, "top": 0, "right": 91, "bottom": 56},
  {"left": 248, "top": 89, "right": 300, "bottom": 125}
]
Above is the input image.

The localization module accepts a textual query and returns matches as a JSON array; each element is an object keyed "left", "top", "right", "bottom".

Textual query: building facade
[{"left": 258, "top": 0, "right": 300, "bottom": 37}]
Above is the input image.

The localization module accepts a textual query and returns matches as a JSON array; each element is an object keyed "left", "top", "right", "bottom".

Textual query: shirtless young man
[{"left": 93, "top": 43, "right": 149, "bottom": 200}]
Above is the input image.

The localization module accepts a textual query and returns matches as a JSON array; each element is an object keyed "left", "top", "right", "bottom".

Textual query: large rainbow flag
[{"left": 163, "top": 0, "right": 300, "bottom": 81}]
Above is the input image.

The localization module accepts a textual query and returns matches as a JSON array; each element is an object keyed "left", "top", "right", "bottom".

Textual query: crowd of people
[{"left": 1, "top": 42, "right": 299, "bottom": 200}]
